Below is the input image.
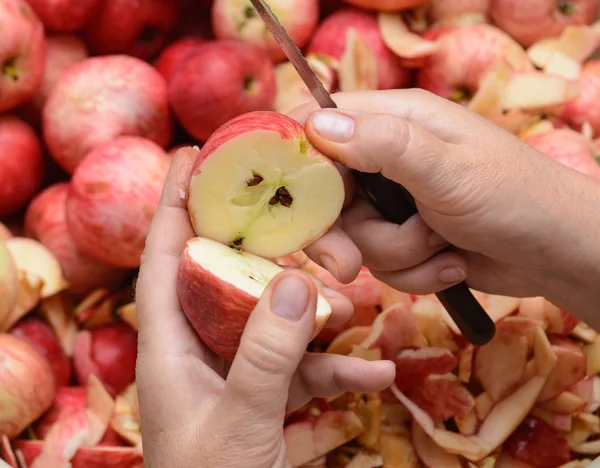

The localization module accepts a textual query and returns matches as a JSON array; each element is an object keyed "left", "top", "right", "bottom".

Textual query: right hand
[{"left": 288, "top": 89, "right": 600, "bottom": 318}]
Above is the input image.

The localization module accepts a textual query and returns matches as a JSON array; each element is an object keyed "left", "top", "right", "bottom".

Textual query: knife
[{"left": 248, "top": 0, "right": 496, "bottom": 346}]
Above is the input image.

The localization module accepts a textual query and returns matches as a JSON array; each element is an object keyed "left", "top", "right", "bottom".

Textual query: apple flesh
[
  {"left": 0, "top": 0, "right": 45, "bottom": 112},
  {"left": 187, "top": 111, "right": 345, "bottom": 258},
  {"left": 0, "top": 237, "right": 18, "bottom": 331},
  {"left": 341, "top": 0, "right": 429, "bottom": 12},
  {"left": 154, "top": 37, "right": 205, "bottom": 84},
  {"left": 169, "top": 39, "right": 276, "bottom": 142},
  {"left": 43, "top": 54, "right": 173, "bottom": 173},
  {"left": 0, "top": 115, "right": 44, "bottom": 216},
  {"left": 16, "top": 443, "right": 144, "bottom": 468},
  {"left": 66, "top": 136, "right": 170, "bottom": 269},
  {"left": 177, "top": 237, "right": 333, "bottom": 361}
]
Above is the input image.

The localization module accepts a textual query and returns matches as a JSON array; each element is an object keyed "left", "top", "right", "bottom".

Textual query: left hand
[{"left": 134, "top": 147, "right": 396, "bottom": 468}]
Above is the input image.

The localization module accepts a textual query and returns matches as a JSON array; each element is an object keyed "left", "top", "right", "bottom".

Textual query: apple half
[
  {"left": 187, "top": 111, "right": 345, "bottom": 259},
  {"left": 177, "top": 237, "right": 333, "bottom": 361}
]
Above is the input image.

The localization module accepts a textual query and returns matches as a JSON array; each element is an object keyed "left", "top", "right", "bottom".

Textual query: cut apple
[
  {"left": 393, "top": 347, "right": 458, "bottom": 392},
  {"left": 38, "top": 293, "right": 77, "bottom": 356},
  {"left": 501, "top": 72, "right": 581, "bottom": 111},
  {"left": 537, "top": 341, "right": 587, "bottom": 402},
  {"left": 378, "top": 12, "right": 439, "bottom": 59},
  {"left": 326, "top": 326, "right": 372, "bottom": 356},
  {"left": 411, "top": 420, "right": 462, "bottom": 468},
  {"left": 1, "top": 271, "right": 43, "bottom": 332},
  {"left": 338, "top": 28, "right": 379, "bottom": 92},
  {"left": 0, "top": 237, "right": 18, "bottom": 330},
  {"left": 177, "top": 237, "right": 332, "bottom": 361},
  {"left": 405, "top": 374, "right": 475, "bottom": 421},
  {"left": 468, "top": 60, "right": 513, "bottom": 117},
  {"left": 187, "top": 111, "right": 345, "bottom": 259}
]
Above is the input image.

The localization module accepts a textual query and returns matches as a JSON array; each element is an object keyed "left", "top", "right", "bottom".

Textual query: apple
[
  {"left": 490, "top": 0, "right": 600, "bottom": 47},
  {"left": 43, "top": 54, "right": 173, "bottom": 174},
  {"left": 23, "top": 0, "right": 101, "bottom": 31},
  {"left": 405, "top": 374, "right": 475, "bottom": 421},
  {"left": 186, "top": 111, "right": 345, "bottom": 258},
  {"left": 17, "top": 33, "right": 88, "bottom": 124},
  {"left": 15, "top": 443, "right": 144, "bottom": 468},
  {"left": 73, "top": 323, "right": 138, "bottom": 397},
  {"left": 0, "top": 115, "right": 44, "bottom": 216},
  {"left": 0, "top": 237, "right": 18, "bottom": 331},
  {"left": 211, "top": 0, "right": 319, "bottom": 63},
  {"left": 0, "top": 334, "right": 55, "bottom": 439},
  {"left": 169, "top": 40, "right": 276, "bottom": 142},
  {"left": 561, "top": 60, "right": 600, "bottom": 135},
  {"left": 66, "top": 136, "right": 170, "bottom": 269},
  {"left": 307, "top": 8, "right": 410, "bottom": 90},
  {"left": 428, "top": 0, "right": 490, "bottom": 24},
  {"left": 172, "top": 0, "right": 215, "bottom": 40},
  {"left": 177, "top": 237, "right": 333, "bottom": 361},
  {"left": 84, "top": 0, "right": 182, "bottom": 60},
  {"left": 393, "top": 347, "right": 458, "bottom": 391},
  {"left": 537, "top": 340, "right": 587, "bottom": 402},
  {"left": 154, "top": 37, "right": 205, "bottom": 84},
  {"left": 0, "top": 0, "right": 45, "bottom": 112},
  {"left": 411, "top": 420, "right": 462, "bottom": 468},
  {"left": 25, "top": 183, "right": 131, "bottom": 295},
  {"left": 341, "top": 0, "right": 429, "bottom": 12},
  {"left": 9, "top": 316, "right": 72, "bottom": 387},
  {"left": 417, "top": 24, "right": 533, "bottom": 103}
]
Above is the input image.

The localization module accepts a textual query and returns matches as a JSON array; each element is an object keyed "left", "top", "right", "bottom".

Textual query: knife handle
[{"left": 352, "top": 170, "right": 496, "bottom": 346}]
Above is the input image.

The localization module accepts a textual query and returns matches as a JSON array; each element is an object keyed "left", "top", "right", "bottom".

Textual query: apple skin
[
  {"left": 212, "top": 0, "right": 319, "bottom": 63},
  {"left": 307, "top": 8, "right": 411, "bottom": 90},
  {"left": 429, "top": 0, "right": 490, "bottom": 23},
  {"left": 561, "top": 60, "right": 600, "bottom": 136},
  {"left": 42, "top": 54, "right": 173, "bottom": 174},
  {"left": 154, "top": 37, "right": 205, "bottom": 84},
  {"left": 417, "top": 24, "right": 533, "bottom": 102},
  {"left": 66, "top": 136, "right": 169, "bottom": 269},
  {"left": 9, "top": 316, "right": 72, "bottom": 388},
  {"left": 490, "top": 0, "right": 600, "bottom": 47},
  {"left": 341, "top": 0, "right": 429, "bottom": 11},
  {"left": 23, "top": 0, "right": 101, "bottom": 32},
  {"left": 0, "top": 0, "right": 45, "bottom": 112},
  {"left": 33, "top": 386, "right": 86, "bottom": 438},
  {"left": 169, "top": 40, "right": 276, "bottom": 142},
  {"left": 84, "top": 0, "right": 182, "bottom": 60},
  {"left": 0, "top": 236, "right": 18, "bottom": 331},
  {"left": 0, "top": 115, "right": 44, "bottom": 217},
  {"left": 73, "top": 323, "right": 138, "bottom": 397},
  {"left": 25, "top": 183, "right": 131, "bottom": 295},
  {"left": 0, "top": 334, "right": 55, "bottom": 439}
]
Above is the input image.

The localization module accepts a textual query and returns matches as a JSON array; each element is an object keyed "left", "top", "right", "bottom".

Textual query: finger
[
  {"left": 317, "top": 283, "right": 354, "bottom": 329},
  {"left": 287, "top": 353, "right": 396, "bottom": 412},
  {"left": 371, "top": 251, "right": 469, "bottom": 295},
  {"left": 342, "top": 198, "right": 449, "bottom": 271},
  {"left": 220, "top": 270, "right": 320, "bottom": 425}
]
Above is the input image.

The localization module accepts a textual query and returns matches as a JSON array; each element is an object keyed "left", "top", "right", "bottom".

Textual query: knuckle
[{"left": 238, "top": 326, "right": 298, "bottom": 376}]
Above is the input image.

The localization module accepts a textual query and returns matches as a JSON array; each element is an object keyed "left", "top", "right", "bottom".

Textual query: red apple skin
[
  {"left": 561, "top": 61, "right": 600, "bottom": 136},
  {"left": 42, "top": 54, "right": 173, "bottom": 174},
  {"left": 307, "top": 8, "right": 411, "bottom": 90},
  {"left": 22, "top": 0, "right": 101, "bottom": 32},
  {"left": 429, "top": 0, "right": 490, "bottom": 23},
  {"left": 33, "top": 386, "right": 86, "bottom": 439},
  {"left": 17, "top": 33, "right": 88, "bottom": 125},
  {"left": 0, "top": 115, "right": 44, "bottom": 216},
  {"left": 154, "top": 37, "right": 205, "bottom": 84},
  {"left": 84, "top": 0, "right": 182, "bottom": 60},
  {"left": 0, "top": 334, "right": 55, "bottom": 439},
  {"left": 24, "top": 183, "right": 131, "bottom": 295},
  {"left": 526, "top": 128, "right": 600, "bottom": 181},
  {"left": 212, "top": 0, "right": 319, "bottom": 63},
  {"left": 490, "top": 0, "right": 600, "bottom": 47},
  {"left": 66, "top": 136, "right": 170, "bottom": 269},
  {"left": 73, "top": 323, "right": 138, "bottom": 397},
  {"left": 169, "top": 40, "right": 276, "bottom": 142},
  {"left": 9, "top": 316, "right": 72, "bottom": 388},
  {"left": 342, "top": 0, "right": 429, "bottom": 11},
  {"left": 0, "top": 0, "right": 46, "bottom": 112},
  {"left": 172, "top": 0, "right": 215, "bottom": 41},
  {"left": 417, "top": 24, "right": 533, "bottom": 101}
]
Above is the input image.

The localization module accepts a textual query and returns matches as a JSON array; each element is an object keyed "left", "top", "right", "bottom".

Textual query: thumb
[{"left": 221, "top": 269, "right": 318, "bottom": 423}]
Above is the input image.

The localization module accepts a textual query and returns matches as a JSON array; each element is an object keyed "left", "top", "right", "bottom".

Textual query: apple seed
[
  {"left": 269, "top": 186, "right": 293, "bottom": 207},
  {"left": 247, "top": 173, "right": 264, "bottom": 186}
]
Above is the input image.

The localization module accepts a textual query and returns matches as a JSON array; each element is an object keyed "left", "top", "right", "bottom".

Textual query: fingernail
[
  {"left": 271, "top": 275, "right": 310, "bottom": 321},
  {"left": 320, "top": 254, "right": 340, "bottom": 281},
  {"left": 439, "top": 267, "right": 467, "bottom": 284},
  {"left": 322, "top": 287, "right": 342, "bottom": 298},
  {"left": 311, "top": 111, "right": 355, "bottom": 143},
  {"left": 429, "top": 231, "right": 447, "bottom": 248}
]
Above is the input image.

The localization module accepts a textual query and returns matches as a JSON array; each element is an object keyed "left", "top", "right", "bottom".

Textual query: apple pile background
[{"left": 2, "top": 0, "right": 600, "bottom": 466}]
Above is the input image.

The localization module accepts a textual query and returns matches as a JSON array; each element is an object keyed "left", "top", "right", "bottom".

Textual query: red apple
[
  {"left": 33, "top": 386, "right": 86, "bottom": 439},
  {"left": 25, "top": 183, "right": 131, "bottom": 295},
  {"left": 9, "top": 316, "right": 71, "bottom": 387},
  {"left": 171, "top": 0, "right": 215, "bottom": 40},
  {"left": 417, "top": 24, "right": 533, "bottom": 103},
  {"left": 66, "top": 136, "right": 170, "bottom": 269},
  {"left": 0, "top": 334, "right": 55, "bottom": 439},
  {"left": 561, "top": 60, "right": 600, "bottom": 135},
  {"left": 73, "top": 323, "right": 138, "bottom": 396},
  {"left": 212, "top": 0, "right": 319, "bottom": 63},
  {"left": 84, "top": 0, "right": 182, "bottom": 60},
  {"left": 43, "top": 54, "right": 173, "bottom": 173},
  {"left": 490, "top": 0, "right": 600, "bottom": 47},
  {"left": 177, "top": 237, "right": 333, "bottom": 361},
  {"left": 17, "top": 33, "right": 88, "bottom": 124},
  {"left": 0, "top": 115, "right": 44, "bottom": 216},
  {"left": 169, "top": 40, "right": 276, "bottom": 142},
  {"left": 154, "top": 37, "right": 205, "bottom": 84},
  {"left": 23, "top": 0, "right": 101, "bottom": 31},
  {"left": 307, "top": 8, "right": 411, "bottom": 90},
  {"left": 0, "top": 0, "right": 45, "bottom": 112},
  {"left": 341, "top": 0, "right": 429, "bottom": 12}
]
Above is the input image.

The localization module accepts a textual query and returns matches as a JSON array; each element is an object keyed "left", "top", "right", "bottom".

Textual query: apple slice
[
  {"left": 326, "top": 326, "right": 372, "bottom": 356},
  {"left": 378, "top": 12, "right": 439, "bottom": 59},
  {"left": 412, "top": 420, "right": 462, "bottom": 468},
  {"left": 177, "top": 237, "right": 332, "bottom": 361},
  {"left": 187, "top": 111, "right": 345, "bottom": 259},
  {"left": 501, "top": 72, "right": 581, "bottom": 111},
  {"left": 406, "top": 374, "right": 475, "bottom": 421},
  {"left": 394, "top": 347, "right": 458, "bottom": 391},
  {"left": 537, "top": 341, "right": 587, "bottom": 402}
]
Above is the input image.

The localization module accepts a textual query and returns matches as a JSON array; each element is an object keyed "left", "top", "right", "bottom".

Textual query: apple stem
[
  {"left": 2, "top": 57, "right": 19, "bottom": 81},
  {"left": 557, "top": 0, "right": 576, "bottom": 15}
]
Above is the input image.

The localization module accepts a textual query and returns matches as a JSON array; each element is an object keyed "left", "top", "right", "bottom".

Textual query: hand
[
  {"left": 134, "top": 148, "right": 395, "bottom": 468},
  {"left": 288, "top": 89, "right": 600, "bottom": 322}
]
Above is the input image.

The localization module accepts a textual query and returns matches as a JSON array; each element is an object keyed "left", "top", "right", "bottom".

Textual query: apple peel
[
  {"left": 411, "top": 419, "right": 462, "bottom": 468},
  {"left": 393, "top": 347, "right": 458, "bottom": 391},
  {"left": 116, "top": 302, "right": 137, "bottom": 332},
  {"left": 39, "top": 293, "right": 78, "bottom": 356},
  {"left": 501, "top": 72, "right": 581, "bottom": 111},
  {"left": 378, "top": 12, "right": 439, "bottom": 59},
  {"left": 0, "top": 271, "right": 43, "bottom": 332},
  {"left": 339, "top": 29, "right": 379, "bottom": 92},
  {"left": 110, "top": 384, "right": 142, "bottom": 448}
]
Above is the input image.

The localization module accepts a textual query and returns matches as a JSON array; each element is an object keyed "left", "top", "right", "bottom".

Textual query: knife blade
[{"left": 248, "top": 0, "right": 496, "bottom": 346}]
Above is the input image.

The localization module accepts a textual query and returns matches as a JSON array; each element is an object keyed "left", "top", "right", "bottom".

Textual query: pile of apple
[{"left": 2, "top": 0, "right": 600, "bottom": 466}]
